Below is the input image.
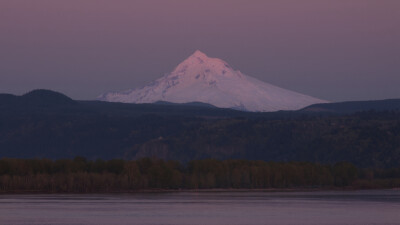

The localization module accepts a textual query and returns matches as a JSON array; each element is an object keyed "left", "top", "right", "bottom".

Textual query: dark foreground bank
[{"left": 1, "top": 158, "right": 399, "bottom": 193}]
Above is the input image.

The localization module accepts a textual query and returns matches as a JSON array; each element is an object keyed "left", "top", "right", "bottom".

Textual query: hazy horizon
[{"left": 1, "top": 0, "right": 400, "bottom": 102}]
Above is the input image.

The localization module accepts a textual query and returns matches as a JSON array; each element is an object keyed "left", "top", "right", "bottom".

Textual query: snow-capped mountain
[{"left": 98, "top": 50, "right": 327, "bottom": 111}]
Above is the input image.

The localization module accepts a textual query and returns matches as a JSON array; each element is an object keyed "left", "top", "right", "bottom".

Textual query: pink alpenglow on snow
[{"left": 98, "top": 51, "right": 327, "bottom": 112}]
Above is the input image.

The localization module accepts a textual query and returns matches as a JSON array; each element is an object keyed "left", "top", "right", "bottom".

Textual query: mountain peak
[
  {"left": 182, "top": 50, "right": 218, "bottom": 66},
  {"left": 191, "top": 50, "right": 208, "bottom": 59},
  {"left": 173, "top": 50, "right": 233, "bottom": 78},
  {"left": 99, "top": 52, "right": 327, "bottom": 112}
]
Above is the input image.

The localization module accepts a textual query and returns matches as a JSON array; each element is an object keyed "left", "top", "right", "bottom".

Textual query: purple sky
[{"left": 1, "top": 0, "right": 399, "bottom": 101}]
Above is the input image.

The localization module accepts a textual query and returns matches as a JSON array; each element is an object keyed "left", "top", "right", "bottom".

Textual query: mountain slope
[{"left": 99, "top": 50, "right": 326, "bottom": 112}]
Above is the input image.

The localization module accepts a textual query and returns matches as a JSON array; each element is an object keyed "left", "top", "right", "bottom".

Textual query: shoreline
[{"left": 1, "top": 187, "right": 398, "bottom": 195}]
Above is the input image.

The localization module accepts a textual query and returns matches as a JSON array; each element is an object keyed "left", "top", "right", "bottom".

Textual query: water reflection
[{"left": 0, "top": 190, "right": 399, "bottom": 225}]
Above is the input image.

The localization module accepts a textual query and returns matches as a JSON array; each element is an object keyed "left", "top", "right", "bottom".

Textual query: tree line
[{"left": 0, "top": 157, "right": 399, "bottom": 193}]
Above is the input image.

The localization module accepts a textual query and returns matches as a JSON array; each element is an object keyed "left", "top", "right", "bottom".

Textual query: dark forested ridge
[
  {"left": 302, "top": 99, "right": 400, "bottom": 114},
  {"left": 1, "top": 90, "right": 400, "bottom": 168},
  {"left": 1, "top": 158, "right": 399, "bottom": 193}
]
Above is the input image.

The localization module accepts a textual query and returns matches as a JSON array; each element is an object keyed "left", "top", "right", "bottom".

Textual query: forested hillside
[{"left": 1, "top": 90, "right": 400, "bottom": 168}]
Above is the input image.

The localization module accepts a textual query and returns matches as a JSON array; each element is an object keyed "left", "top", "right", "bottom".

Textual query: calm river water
[{"left": 0, "top": 190, "right": 399, "bottom": 225}]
